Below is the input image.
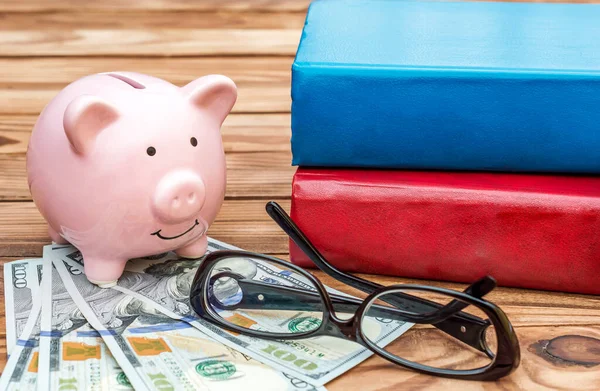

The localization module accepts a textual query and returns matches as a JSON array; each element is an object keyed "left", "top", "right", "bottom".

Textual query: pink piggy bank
[{"left": 26, "top": 72, "right": 236, "bottom": 287}]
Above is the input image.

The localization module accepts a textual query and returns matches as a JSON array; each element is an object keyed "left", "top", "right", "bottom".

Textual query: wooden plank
[
  {"left": 0, "top": 11, "right": 306, "bottom": 30},
  {"left": 0, "top": 8, "right": 305, "bottom": 57},
  {"left": 0, "top": 150, "right": 295, "bottom": 201},
  {"left": 0, "top": 29, "right": 300, "bottom": 57},
  {"left": 0, "top": 9, "right": 303, "bottom": 57},
  {"left": 0, "top": 57, "right": 292, "bottom": 85},
  {"left": 0, "top": 57, "right": 293, "bottom": 114},
  {"left": 0, "top": 85, "right": 290, "bottom": 114},
  {"left": 0, "top": 0, "right": 312, "bottom": 12},
  {"left": 0, "top": 199, "right": 291, "bottom": 257},
  {"left": 0, "top": 113, "right": 292, "bottom": 154}
]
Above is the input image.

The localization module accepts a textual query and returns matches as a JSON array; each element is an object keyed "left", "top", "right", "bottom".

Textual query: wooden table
[{"left": 0, "top": 1, "right": 598, "bottom": 389}]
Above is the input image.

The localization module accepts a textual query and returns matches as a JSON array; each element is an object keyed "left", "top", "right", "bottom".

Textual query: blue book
[{"left": 291, "top": 0, "right": 600, "bottom": 173}]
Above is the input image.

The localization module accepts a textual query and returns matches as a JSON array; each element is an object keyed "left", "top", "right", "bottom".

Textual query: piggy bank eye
[
  {"left": 190, "top": 137, "right": 198, "bottom": 147},
  {"left": 147, "top": 146, "right": 156, "bottom": 156}
]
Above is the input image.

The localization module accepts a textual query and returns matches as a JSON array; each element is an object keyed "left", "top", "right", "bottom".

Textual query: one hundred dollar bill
[
  {"left": 4, "top": 259, "right": 44, "bottom": 356},
  {"left": 50, "top": 251, "right": 165, "bottom": 390},
  {"left": 37, "top": 253, "right": 134, "bottom": 391},
  {"left": 0, "top": 271, "right": 44, "bottom": 391},
  {"left": 49, "top": 246, "right": 326, "bottom": 391},
  {"left": 50, "top": 237, "right": 411, "bottom": 387}
]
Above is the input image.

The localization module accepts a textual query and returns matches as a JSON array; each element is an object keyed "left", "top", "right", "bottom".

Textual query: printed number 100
[{"left": 262, "top": 345, "right": 318, "bottom": 371}]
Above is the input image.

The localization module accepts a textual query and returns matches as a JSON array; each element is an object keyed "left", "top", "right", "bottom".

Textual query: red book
[{"left": 290, "top": 168, "right": 600, "bottom": 295}]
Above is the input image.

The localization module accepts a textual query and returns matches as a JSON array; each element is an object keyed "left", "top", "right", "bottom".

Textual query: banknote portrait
[
  {"left": 61, "top": 267, "right": 182, "bottom": 332},
  {"left": 143, "top": 256, "right": 259, "bottom": 307}
]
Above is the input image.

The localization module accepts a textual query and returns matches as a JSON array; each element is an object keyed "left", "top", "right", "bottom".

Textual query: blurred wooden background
[{"left": 0, "top": 1, "right": 598, "bottom": 390}]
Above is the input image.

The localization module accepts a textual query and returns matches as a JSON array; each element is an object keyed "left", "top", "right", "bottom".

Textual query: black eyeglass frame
[{"left": 189, "top": 202, "right": 520, "bottom": 381}]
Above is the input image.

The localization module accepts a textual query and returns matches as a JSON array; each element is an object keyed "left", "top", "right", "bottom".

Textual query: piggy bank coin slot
[{"left": 104, "top": 73, "right": 146, "bottom": 89}]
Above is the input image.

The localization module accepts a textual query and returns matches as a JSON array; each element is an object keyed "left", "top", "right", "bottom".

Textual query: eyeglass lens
[
  {"left": 206, "top": 256, "right": 326, "bottom": 335},
  {"left": 362, "top": 288, "right": 498, "bottom": 371}
]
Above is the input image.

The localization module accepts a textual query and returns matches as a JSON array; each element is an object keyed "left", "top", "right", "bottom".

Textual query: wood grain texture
[
  {"left": 0, "top": 29, "right": 300, "bottom": 57},
  {"left": 0, "top": 1, "right": 599, "bottom": 390},
  {"left": 0, "top": 11, "right": 306, "bottom": 30},
  {"left": 0, "top": 11, "right": 303, "bottom": 57},
  {"left": 0, "top": 0, "right": 312, "bottom": 12},
  {"left": 0, "top": 58, "right": 292, "bottom": 84},
  {"left": 0, "top": 58, "right": 292, "bottom": 114}
]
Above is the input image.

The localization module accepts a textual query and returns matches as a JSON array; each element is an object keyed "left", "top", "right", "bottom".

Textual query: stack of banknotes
[{"left": 1, "top": 238, "right": 412, "bottom": 390}]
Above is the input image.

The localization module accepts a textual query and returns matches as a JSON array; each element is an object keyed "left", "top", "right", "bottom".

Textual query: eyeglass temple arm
[
  {"left": 266, "top": 201, "right": 495, "bottom": 351},
  {"left": 266, "top": 201, "right": 383, "bottom": 293},
  {"left": 380, "top": 274, "right": 497, "bottom": 323},
  {"left": 427, "top": 275, "right": 497, "bottom": 323}
]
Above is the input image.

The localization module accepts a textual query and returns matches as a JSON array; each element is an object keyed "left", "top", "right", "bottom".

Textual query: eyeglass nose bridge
[
  {"left": 321, "top": 316, "right": 356, "bottom": 340},
  {"left": 320, "top": 301, "right": 361, "bottom": 340}
]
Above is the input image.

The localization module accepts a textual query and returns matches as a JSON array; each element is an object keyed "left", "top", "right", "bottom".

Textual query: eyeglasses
[{"left": 190, "top": 201, "right": 520, "bottom": 381}]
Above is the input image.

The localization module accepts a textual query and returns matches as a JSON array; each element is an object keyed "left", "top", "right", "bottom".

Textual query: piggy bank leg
[
  {"left": 48, "top": 226, "right": 68, "bottom": 245},
  {"left": 175, "top": 234, "right": 208, "bottom": 259},
  {"left": 84, "top": 256, "right": 128, "bottom": 288}
]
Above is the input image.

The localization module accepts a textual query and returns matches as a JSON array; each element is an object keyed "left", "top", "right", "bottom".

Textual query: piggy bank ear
[
  {"left": 182, "top": 75, "right": 237, "bottom": 125},
  {"left": 63, "top": 95, "right": 120, "bottom": 155}
]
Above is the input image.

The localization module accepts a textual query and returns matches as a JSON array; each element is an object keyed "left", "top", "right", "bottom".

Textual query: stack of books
[{"left": 288, "top": 0, "right": 600, "bottom": 295}]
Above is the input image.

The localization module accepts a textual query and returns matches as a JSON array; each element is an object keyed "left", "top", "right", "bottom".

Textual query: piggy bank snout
[{"left": 152, "top": 170, "right": 206, "bottom": 224}]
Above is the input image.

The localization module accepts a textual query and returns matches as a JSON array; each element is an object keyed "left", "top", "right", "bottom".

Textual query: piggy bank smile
[{"left": 151, "top": 219, "right": 200, "bottom": 241}]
